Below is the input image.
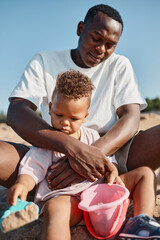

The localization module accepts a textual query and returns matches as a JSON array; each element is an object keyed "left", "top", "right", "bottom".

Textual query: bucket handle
[{"left": 83, "top": 198, "right": 130, "bottom": 239}]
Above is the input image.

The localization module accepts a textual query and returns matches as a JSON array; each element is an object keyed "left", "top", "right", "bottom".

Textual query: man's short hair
[
  {"left": 84, "top": 4, "right": 123, "bottom": 30},
  {"left": 52, "top": 70, "right": 95, "bottom": 106}
]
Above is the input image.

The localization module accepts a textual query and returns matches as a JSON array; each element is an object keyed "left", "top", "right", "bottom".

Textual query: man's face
[{"left": 73, "top": 12, "right": 122, "bottom": 68}]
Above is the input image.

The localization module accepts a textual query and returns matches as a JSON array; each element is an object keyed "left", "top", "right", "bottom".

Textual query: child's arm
[{"left": 7, "top": 174, "right": 36, "bottom": 206}]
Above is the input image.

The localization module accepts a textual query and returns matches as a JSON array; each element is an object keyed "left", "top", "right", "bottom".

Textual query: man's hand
[
  {"left": 7, "top": 183, "right": 28, "bottom": 206},
  {"left": 47, "top": 158, "right": 85, "bottom": 190},
  {"left": 68, "top": 144, "right": 118, "bottom": 181},
  {"left": 47, "top": 144, "right": 108, "bottom": 190},
  {"left": 47, "top": 145, "right": 119, "bottom": 189}
]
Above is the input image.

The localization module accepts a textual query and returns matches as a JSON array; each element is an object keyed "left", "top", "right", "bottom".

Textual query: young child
[{"left": 7, "top": 70, "right": 160, "bottom": 240}]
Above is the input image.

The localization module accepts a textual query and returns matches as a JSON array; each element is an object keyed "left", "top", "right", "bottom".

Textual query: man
[
  {"left": 1, "top": 3, "right": 159, "bottom": 209},
  {"left": 0, "top": 1, "right": 160, "bottom": 187}
]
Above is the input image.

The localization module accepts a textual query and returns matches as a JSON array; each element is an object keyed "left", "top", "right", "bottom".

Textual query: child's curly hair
[{"left": 52, "top": 70, "right": 95, "bottom": 106}]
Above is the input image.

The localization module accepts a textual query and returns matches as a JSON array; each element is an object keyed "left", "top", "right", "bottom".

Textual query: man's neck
[{"left": 71, "top": 49, "right": 89, "bottom": 68}]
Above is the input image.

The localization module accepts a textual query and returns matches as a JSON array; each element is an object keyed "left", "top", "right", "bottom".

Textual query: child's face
[{"left": 49, "top": 92, "right": 89, "bottom": 137}]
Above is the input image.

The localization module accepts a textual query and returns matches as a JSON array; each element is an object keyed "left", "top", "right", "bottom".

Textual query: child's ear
[
  {"left": 49, "top": 102, "right": 52, "bottom": 115},
  {"left": 83, "top": 110, "right": 89, "bottom": 122}
]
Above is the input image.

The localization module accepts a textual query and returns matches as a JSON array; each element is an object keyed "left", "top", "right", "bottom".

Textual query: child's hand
[
  {"left": 105, "top": 162, "right": 125, "bottom": 187},
  {"left": 7, "top": 183, "right": 28, "bottom": 206},
  {"left": 105, "top": 162, "right": 118, "bottom": 185},
  {"left": 113, "top": 176, "right": 125, "bottom": 187},
  {"left": 105, "top": 172, "right": 125, "bottom": 186}
]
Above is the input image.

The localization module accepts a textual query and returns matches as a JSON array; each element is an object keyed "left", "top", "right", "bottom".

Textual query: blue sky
[{"left": 1, "top": 0, "right": 160, "bottom": 113}]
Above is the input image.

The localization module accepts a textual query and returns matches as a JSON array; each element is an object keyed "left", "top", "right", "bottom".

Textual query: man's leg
[
  {"left": 0, "top": 141, "right": 29, "bottom": 188},
  {"left": 127, "top": 125, "right": 160, "bottom": 171}
]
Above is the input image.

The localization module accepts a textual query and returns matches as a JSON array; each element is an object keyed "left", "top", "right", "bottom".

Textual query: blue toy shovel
[{"left": 0, "top": 198, "right": 39, "bottom": 232}]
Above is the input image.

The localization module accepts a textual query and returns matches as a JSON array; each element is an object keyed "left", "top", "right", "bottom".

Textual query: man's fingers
[
  {"left": 72, "top": 163, "right": 101, "bottom": 181},
  {"left": 84, "top": 171, "right": 99, "bottom": 182},
  {"left": 55, "top": 174, "right": 85, "bottom": 190},
  {"left": 50, "top": 171, "right": 85, "bottom": 190},
  {"left": 49, "top": 156, "right": 67, "bottom": 171},
  {"left": 68, "top": 156, "right": 104, "bottom": 181},
  {"left": 48, "top": 158, "right": 68, "bottom": 182},
  {"left": 104, "top": 159, "right": 116, "bottom": 172},
  {"left": 49, "top": 167, "right": 74, "bottom": 189},
  {"left": 86, "top": 166, "right": 104, "bottom": 180},
  {"left": 96, "top": 165, "right": 105, "bottom": 175}
]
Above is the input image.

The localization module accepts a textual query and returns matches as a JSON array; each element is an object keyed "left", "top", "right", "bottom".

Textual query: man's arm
[
  {"left": 7, "top": 97, "right": 114, "bottom": 181},
  {"left": 49, "top": 103, "right": 140, "bottom": 189},
  {"left": 7, "top": 97, "right": 66, "bottom": 150},
  {"left": 92, "top": 103, "right": 140, "bottom": 155},
  {"left": 7, "top": 98, "right": 85, "bottom": 154}
]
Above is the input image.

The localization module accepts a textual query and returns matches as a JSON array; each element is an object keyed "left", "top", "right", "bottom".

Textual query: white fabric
[
  {"left": 19, "top": 126, "right": 117, "bottom": 210},
  {"left": 9, "top": 50, "right": 147, "bottom": 134}
]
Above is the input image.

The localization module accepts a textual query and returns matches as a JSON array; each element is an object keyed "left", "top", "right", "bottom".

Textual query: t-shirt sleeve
[
  {"left": 9, "top": 53, "right": 47, "bottom": 108},
  {"left": 18, "top": 146, "right": 52, "bottom": 184},
  {"left": 114, "top": 57, "right": 147, "bottom": 111}
]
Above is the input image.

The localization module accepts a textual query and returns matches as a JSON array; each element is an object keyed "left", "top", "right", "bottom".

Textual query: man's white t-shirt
[{"left": 9, "top": 50, "right": 147, "bottom": 134}]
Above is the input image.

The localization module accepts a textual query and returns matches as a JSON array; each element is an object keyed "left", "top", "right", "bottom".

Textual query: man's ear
[
  {"left": 77, "top": 21, "right": 84, "bottom": 36},
  {"left": 49, "top": 102, "right": 52, "bottom": 115}
]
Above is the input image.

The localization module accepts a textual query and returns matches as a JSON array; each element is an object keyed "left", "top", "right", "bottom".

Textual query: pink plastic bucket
[{"left": 78, "top": 184, "right": 130, "bottom": 239}]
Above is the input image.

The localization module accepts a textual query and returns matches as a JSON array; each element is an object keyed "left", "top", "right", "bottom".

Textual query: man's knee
[
  {"left": 0, "top": 141, "right": 29, "bottom": 161},
  {"left": 0, "top": 141, "right": 29, "bottom": 187}
]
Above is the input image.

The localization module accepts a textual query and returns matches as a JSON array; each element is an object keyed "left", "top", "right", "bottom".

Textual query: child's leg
[
  {"left": 41, "top": 195, "right": 83, "bottom": 240},
  {"left": 118, "top": 167, "right": 160, "bottom": 239},
  {"left": 120, "top": 166, "right": 157, "bottom": 217}
]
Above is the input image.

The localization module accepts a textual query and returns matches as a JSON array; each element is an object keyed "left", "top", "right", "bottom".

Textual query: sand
[
  {"left": 139, "top": 113, "right": 160, "bottom": 130},
  {"left": 0, "top": 123, "right": 29, "bottom": 145}
]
